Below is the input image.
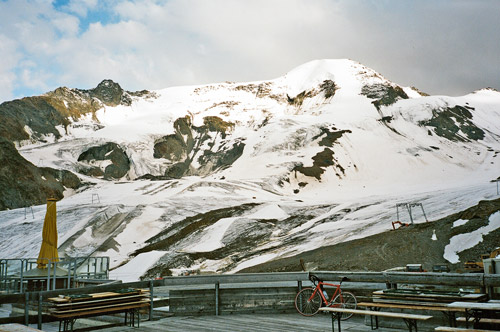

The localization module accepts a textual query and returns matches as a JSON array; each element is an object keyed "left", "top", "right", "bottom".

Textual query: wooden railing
[{"left": 0, "top": 271, "right": 499, "bottom": 328}]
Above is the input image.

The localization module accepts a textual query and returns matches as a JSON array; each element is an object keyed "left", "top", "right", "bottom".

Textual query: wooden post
[
  {"left": 215, "top": 282, "right": 220, "bottom": 316},
  {"left": 38, "top": 292, "right": 42, "bottom": 330},
  {"left": 24, "top": 292, "right": 29, "bottom": 326},
  {"left": 20, "top": 260, "right": 24, "bottom": 293},
  {"left": 149, "top": 280, "right": 154, "bottom": 321},
  {"left": 298, "top": 281, "right": 302, "bottom": 311}
]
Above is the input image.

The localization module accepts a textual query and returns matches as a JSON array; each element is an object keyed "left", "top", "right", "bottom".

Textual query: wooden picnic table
[
  {"left": 319, "top": 307, "right": 432, "bottom": 332},
  {"left": 47, "top": 289, "right": 150, "bottom": 332},
  {"left": 359, "top": 301, "right": 465, "bottom": 327},
  {"left": 447, "top": 301, "right": 500, "bottom": 329},
  {"left": 372, "top": 290, "right": 488, "bottom": 304}
]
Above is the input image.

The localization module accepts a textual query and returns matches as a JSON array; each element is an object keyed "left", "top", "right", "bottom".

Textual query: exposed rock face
[
  {"left": 361, "top": 83, "right": 409, "bottom": 110},
  {"left": 153, "top": 116, "right": 244, "bottom": 179},
  {"left": 319, "top": 79, "right": 338, "bottom": 99},
  {"left": 0, "top": 79, "right": 151, "bottom": 144},
  {"left": 0, "top": 97, "right": 71, "bottom": 142},
  {"left": 76, "top": 79, "right": 132, "bottom": 106},
  {"left": 78, "top": 142, "right": 130, "bottom": 179},
  {"left": 0, "top": 137, "right": 81, "bottom": 210},
  {"left": 0, "top": 80, "right": 152, "bottom": 208},
  {"left": 293, "top": 127, "right": 352, "bottom": 180},
  {"left": 240, "top": 197, "right": 500, "bottom": 273},
  {"left": 421, "top": 105, "right": 485, "bottom": 142}
]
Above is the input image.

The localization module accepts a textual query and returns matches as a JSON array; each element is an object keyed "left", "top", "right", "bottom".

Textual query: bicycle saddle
[{"left": 309, "top": 274, "right": 321, "bottom": 284}]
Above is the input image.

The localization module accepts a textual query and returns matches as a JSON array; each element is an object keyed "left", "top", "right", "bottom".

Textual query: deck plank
[
  {"left": 37, "top": 313, "right": 402, "bottom": 331},
  {"left": 92, "top": 314, "right": 397, "bottom": 332}
]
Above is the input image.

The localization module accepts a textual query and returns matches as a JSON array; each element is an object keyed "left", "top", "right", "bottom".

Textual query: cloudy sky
[{"left": 0, "top": 0, "right": 498, "bottom": 103}]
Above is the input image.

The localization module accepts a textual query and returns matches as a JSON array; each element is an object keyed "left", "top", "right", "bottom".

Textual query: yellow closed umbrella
[{"left": 37, "top": 198, "right": 59, "bottom": 268}]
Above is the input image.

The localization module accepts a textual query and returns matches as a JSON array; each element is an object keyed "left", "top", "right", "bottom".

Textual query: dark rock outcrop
[
  {"left": 421, "top": 105, "right": 485, "bottom": 142},
  {"left": 293, "top": 127, "right": 351, "bottom": 180},
  {"left": 78, "top": 142, "right": 130, "bottom": 179},
  {"left": 154, "top": 115, "right": 244, "bottom": 178},
  {"left": 76, "top": 79, "right": 132, "bottom": 106},
  {"left": 0, "top": 137, "right": 81, "bottom": 210},
  {"left": 361, "top": 83, "right": 409, "bottom": 110}
]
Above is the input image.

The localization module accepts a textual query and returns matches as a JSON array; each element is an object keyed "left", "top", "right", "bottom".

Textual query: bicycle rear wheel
[
  {"left": 295, "top": 287, "right": 322, "bottom": 316},
  {"left": 332, "top": 291, "right": 357, "bottom": 320}
]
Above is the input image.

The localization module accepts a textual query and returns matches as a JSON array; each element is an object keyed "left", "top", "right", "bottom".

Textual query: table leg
[
  {"left": 442, "top": 311, "right": 456, "bottom": 327},
  {"left": 403, "top": 318, "right": 417, "bottom": 332},
  {"left": 331, "top": 312, "right": 342, "bottom": 332},
  {"left": 464, "top": 309, "right": 470, "bottom": 328}
]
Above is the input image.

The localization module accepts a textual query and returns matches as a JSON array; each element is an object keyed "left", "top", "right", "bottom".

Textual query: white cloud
[
  {"left": 0, "top": 0, "right": 498, "bottom": 103},
  {"left": 61, "top": 0, "right": 98, "bottom": 17},
  {"left": 0, "top": 34, "right": 19, "bottom": 102}
]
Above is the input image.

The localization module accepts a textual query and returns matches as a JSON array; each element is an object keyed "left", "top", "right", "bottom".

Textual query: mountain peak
[
  {"left": 85, "top": 79, "right": 131, "bottom": 106},
  {"left": 280, "top": 58, "right": 393, "bottom": 96}
]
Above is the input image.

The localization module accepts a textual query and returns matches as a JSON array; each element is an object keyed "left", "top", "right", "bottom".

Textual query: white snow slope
[{"left": 1, "top": 59, "right": 500, "bottom": 280}]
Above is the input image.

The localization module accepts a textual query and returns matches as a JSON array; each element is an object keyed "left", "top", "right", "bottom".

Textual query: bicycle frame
[{"left": 310, "top": 281, "right": 344, "bottom": 307}]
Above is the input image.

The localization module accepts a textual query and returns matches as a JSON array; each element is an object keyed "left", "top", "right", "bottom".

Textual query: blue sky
[{"left": 0, "top": 0, "right": 499, "bottom": 103}]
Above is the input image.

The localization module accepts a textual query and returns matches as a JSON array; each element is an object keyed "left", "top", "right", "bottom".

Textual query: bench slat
[
  {"left": 50, "top": 299, "right": 149, "bottom": 315},
  {"left": 456, "top": 316, "right": 500, "bottom": 324},
  {"left": 319, "top": 307, "right": 432, "bottom": 320},
  {"left": 359, "top": 301, "right": 465, "bottom": 312},
  {"left": 50, "top": 293, "right": 149, "bottom": 308},
  {"left": 50, "top": 302, "right": 150, "bottom": 319},
  {"left": 435, "top": 327, "right": 495, "bottom": 332}
]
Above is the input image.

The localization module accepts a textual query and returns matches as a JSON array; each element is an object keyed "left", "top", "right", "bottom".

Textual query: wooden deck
[{"left": 32, "top": 313, "right": 404, "bottom": 332}]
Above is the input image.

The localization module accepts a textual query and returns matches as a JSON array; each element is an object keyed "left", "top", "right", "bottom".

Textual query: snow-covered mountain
[{"left": 1, "top": 59, "right": 499, "bottom": 280}]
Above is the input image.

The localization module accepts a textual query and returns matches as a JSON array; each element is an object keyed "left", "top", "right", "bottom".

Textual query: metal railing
[
  {"left": 0, "top": 271, "right": 499, "bottom": 329},
  {"left": 0, "top": 256, "right": 109, "bottom": 293}
]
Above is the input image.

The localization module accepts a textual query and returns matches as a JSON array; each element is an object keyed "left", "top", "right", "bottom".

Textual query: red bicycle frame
[{"left": 310, "top": 280, "right": 344, "bottom": 306}]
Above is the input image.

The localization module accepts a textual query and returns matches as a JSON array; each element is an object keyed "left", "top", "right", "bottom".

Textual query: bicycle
[{"left": 294, "top": 274, "right": 357, "bottom": 319}]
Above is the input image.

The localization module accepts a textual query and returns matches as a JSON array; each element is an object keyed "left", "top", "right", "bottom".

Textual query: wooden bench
[
  {"left": 456, "top": 317, "right": 500, "bottom": 325},
  {"left": 359, "top": 301, "right": 465, "bottom": 327},
  {"left": 435, "top": 327, "right": 496, "bottom": 332},
  {"left": 319, "top": 307, "right": 432, "bottom": 332},
  {"left": 47, "top": 289, "right": 150, "bottom": 331}
]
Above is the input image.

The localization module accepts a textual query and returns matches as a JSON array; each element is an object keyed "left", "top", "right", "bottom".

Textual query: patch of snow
[
  {"left": 453, "top": 219, "right": 469, "bottom": 228},
  {"left": 229, "top": 253, "right": 279, "bottom": 273},
  {"left": 110, "top": 250, "right": 167, "bottom": 282},
  {"left": 443, "top": 211, "right": 500, "bottom": 263},
  {"left": 246, "top": 204, "right": 289, "bottom": 220},
  {"left": 183, "top": 217, "right": 237, "bottom": 253}
]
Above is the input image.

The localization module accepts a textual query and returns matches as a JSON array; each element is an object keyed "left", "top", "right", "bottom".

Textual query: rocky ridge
[{"left": 1, "top": 59, "right": 499, "bottom": 278}]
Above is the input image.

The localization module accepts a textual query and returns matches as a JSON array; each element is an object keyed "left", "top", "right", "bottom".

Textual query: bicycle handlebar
[{"left": 309, "top": 274, "right": 349, "bottom": 284}]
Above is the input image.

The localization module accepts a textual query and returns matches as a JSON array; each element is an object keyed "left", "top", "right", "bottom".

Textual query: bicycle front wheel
[
  {"left": 332, "top": 291, "right": 357, "bottom": 320},
  {"left": 295, "top": 287, "right": 322, "bottom": 316}
]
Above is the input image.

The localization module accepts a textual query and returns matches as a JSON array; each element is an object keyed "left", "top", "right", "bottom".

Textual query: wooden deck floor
[{"left": 70, "top": 313, "right": 401, "bottom": 332}]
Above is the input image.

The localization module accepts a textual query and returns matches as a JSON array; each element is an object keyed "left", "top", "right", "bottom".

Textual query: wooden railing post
[
  {"left": 24, "top": 292, "right": 29, "bottom": 326},
  {"left": 38, "top": 292, "right": 42, "bottom": 330},
  {"left": 149, "top": 280, "right": 154, "bottom": 321},
  {"left": 215, "top": 282, "right": 220, "bottom": 316}
]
